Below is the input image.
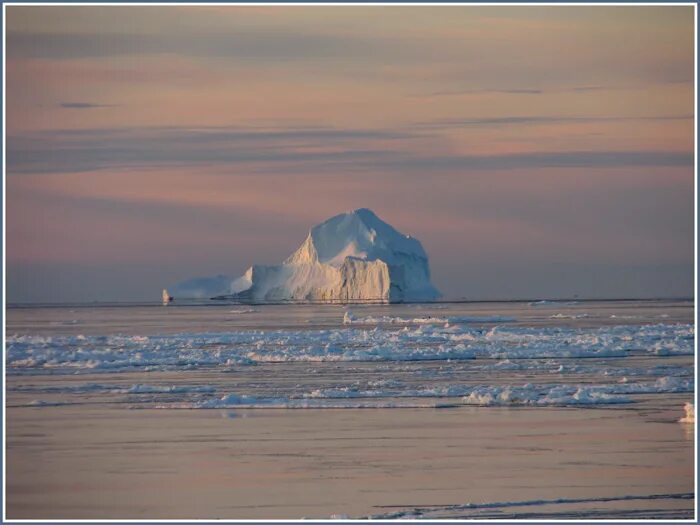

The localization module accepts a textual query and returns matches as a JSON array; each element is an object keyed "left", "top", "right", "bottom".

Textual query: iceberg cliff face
[{"left": 171, "top": 209, "right": 440, "bottom": 302}]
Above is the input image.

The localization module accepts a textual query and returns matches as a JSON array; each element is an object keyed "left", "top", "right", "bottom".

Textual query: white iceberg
[{"left": 170, "top": 208, "right": 440, "bottom": 303}]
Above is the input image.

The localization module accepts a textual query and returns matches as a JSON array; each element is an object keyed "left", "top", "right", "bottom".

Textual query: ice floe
[
  {"left": 367, "top": 492, "right": 694, "bottom": 519},
  {"left": 343, "top": 311, "right": 515, "bottom": 325},
  {"left": 7, "top": 323, "right": 693, "bottom": 374},
  {"left": 679, "top": 402, "right": 695, "bottom": 423}
]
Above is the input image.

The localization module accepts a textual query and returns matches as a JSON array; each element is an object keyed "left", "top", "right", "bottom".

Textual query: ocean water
[
  {"left": 5, "top": 299, "right": 695, "bottom": 519},
  {"left": 6, "top": 299, "right": 694, "bottom": 410}
]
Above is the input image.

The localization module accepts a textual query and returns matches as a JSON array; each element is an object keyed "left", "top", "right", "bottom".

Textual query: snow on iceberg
[{"left": 170, "top": 209, "right": 440, "bottom": 302}]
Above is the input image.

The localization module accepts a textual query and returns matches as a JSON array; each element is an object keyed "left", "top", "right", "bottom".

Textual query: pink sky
[{"left": 6, "top": 6, "right": 695, "bottom": 302}]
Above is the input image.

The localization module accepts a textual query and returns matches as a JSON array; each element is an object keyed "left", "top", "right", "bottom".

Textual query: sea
[
  {"left": 6, "top": 299, "right": 695, "bottom": 410},
  {"left": 5, "top": 299, "right": 696, "bottom": 519}
]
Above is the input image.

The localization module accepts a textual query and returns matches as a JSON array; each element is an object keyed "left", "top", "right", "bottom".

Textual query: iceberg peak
[
  {"left": 170, "top": 209, "right": 440, "bottom": 303},
  {"left": 287, "top": 208, "right": 427, "bottom": 269}
]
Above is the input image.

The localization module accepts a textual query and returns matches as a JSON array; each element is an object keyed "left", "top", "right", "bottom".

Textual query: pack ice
[{"left": 171, "top": 209, "right": 440, "bottom": 302}]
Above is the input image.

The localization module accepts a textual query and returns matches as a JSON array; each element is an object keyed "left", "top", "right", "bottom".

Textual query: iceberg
[{"left": 170, "top": 208, "right": 440, "bottom": 302}]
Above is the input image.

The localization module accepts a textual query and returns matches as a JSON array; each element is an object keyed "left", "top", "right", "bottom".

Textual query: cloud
[
  {"left": 6, "top": 29, "right": 394, "bottom": 62},
  {"left": 375, "top": 150, "right": 693, "bottom": 171},
  {"left": 414, "top": 85, "right": 610, "bottom": 97},
  {"left": 570, "top": 85, "right": 606, "bottom": 92},
  {"left": 6, "top": 124, "right": 693, "bottom": 175},
  {"left": 6, "top": 126, "right": 412, "bottom": 173},
  {"left": 7, "top": 6, "right": 693, "bottom": 94},
  {"left": 502, "top": 89, "right": 542, "bottom": 94},
  {"left": 413, "top": 82, "right": 692, "bottom": 98},
  {"left": 415, "top": 115, "right": 694, "bottom": 128},
  {"left": 59, "top": 102, "right": 116, "bottom": 109}
]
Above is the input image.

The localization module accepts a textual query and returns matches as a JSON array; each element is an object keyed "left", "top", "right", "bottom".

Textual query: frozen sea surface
[
  {"left": 6, "top": 300, "right": 694, "bottom": 410},
  {"left": 5, "top": 299, "right": 695, "bottom": 519}
]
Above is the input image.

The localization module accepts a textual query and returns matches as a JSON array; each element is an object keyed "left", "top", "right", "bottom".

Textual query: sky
[{"left": 5, "top": 5, "right": 695, "bottom": 302}]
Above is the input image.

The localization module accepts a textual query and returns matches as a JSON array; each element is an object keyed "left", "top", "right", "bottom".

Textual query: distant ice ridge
[
  {"left": 170, "top": 209, "right": 440, "bottom": 302},
  {"left": 528, "top": 300, "right": 579, "bottom": 307},
  {"left": 461, "top": 376, "right": 693, "bottom": 406},
  {"left": 10, "top": 368, "right": 692, "bottom": 408},
  {"left": 155, "top": 376, "right": 692, "bottom": 409},
  {"left": 550, "top": 313, "right": 588, "bottom": 319},
  {"left": 342, "top": 311, "right": 515, "bottom": 325},
  {"left": 303, "top": 376, "right": 692, "bottom": 403},
  {"left": 10, "top": 383, "right": 216, "bottom": 394},
  {"left": 343, "top": 311, "right": 449, "bottom": 325},
  {"left": 6, "top": 323, "right": 693, "bottom": 373}
]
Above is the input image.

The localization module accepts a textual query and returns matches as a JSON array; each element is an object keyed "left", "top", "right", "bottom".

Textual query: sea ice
[
  {"left": 6, "top": 323, "right": 693, "bottom": 373},
  {"left": 679, "top": 402, "right": 695, "bottom": 423}
]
